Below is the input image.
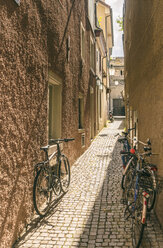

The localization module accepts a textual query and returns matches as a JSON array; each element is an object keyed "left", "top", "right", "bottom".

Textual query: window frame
[
  {"left": 81, "top": 22, "right": 86, "bottom": 61},
  {"left": 90, "top": 36, "right": 95, "bottom": 72},
  {"left": 78, "top": 93, "right": 84, "bottom": 130}
]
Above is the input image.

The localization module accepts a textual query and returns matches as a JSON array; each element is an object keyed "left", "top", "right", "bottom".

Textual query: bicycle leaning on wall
[
  {"left": 33, "top": 138, "right": 75, "bottom": 217},
  {"left": 121, "top": 138, "right": 158, "bottom": 248}
]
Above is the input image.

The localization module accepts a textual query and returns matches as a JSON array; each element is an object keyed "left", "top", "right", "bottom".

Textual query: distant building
[
  {"left": 96, "top": 0, "right": 114, "bottom": 129},
  {"left": 109, "top": 57, "right": 125, "bottom": 116}
]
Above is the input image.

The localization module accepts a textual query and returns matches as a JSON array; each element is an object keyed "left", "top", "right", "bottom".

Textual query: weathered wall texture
[
  {"left": 0, "top": 0, "right": 96, "bottom": 247},
  {"left": 124, "top": 0, "right": 163, "bottom": 225}
]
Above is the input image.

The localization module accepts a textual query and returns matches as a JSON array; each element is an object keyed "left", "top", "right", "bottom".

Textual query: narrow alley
[{"left": 14, "top": 120, "right": 163, "bottom": 248}]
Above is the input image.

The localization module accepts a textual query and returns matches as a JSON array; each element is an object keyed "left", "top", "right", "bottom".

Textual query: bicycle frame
[{"left": 41, "top": 142, "right": 63, "bottom": 166}]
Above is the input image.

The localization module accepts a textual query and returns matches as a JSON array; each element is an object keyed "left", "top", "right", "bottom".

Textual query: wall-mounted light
[
  {"left": 96, "top": 77, "right": 101, "bottom": 86},
  {"left": 99, "top": 83, "right": 103, "bottom": 90},
  {"left": 115, "top": 81, "right": 119, "bottom": 86}
]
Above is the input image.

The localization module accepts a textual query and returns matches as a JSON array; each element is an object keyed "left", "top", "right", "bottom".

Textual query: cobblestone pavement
[{"left": 14, "top": 120, "right": 163, "bottom": 248}]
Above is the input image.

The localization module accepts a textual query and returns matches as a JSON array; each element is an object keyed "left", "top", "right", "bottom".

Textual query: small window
[
  {"left": 78, "top": 94, "right": 84, "bottom": 129},
  {"left": 90, "top": 37, "right": 95, "bottom": 71},
  {"left": 81, "top": 23, "right": 85, "bottom": 60},
  {"left": 81, "top": 133, "right": 85, "bottom": 147}
]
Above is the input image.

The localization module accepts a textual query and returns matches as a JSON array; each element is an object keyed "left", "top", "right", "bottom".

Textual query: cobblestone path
[{"left": 14, "top": 120, "right": 163, "bottom": 248}]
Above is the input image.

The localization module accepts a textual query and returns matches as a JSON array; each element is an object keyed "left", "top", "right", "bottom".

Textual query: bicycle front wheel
[
  {"left": 33, "top": 169, "right": 52, "bottom": 216},
  {"left": 121, "top": 157, "right": 135, "bottom": 190},
  {"left": 59, "top": 155, "right": 70, "bottom": 193}
]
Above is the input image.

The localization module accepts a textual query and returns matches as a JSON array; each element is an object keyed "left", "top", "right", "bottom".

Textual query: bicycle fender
[{"left": 142, "top": 192, "right": 149, "bottom": 224}]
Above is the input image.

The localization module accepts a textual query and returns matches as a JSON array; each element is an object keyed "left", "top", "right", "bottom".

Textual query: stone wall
[
  {"left": 0, "top": 0, "right": 95, "bottom": 246},
  {"left": 124, "top": 0, "right": 163, "bottom": 225}
]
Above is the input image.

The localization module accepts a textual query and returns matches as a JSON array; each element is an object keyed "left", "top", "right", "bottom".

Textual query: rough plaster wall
[
  {"left": 0, "top": 0, "right": 92, "bottom": 246},
  {"left": 124, "top": 0, "right": 163, "bottom": 225},
  {"left": 0, "top": 1, "right": 49, "bottom": 247}
]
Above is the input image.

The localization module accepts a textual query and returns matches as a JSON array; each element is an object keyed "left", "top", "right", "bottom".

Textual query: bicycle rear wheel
[
  {"left": 51, "top": 174, "right": 62, "bottom": 196},
  {"left": 33, "top": 169, "right": 52, "bottom": 216},
  {"left": 59, "top": 155, "right": 70, "bottom": 193},
  {"left": 132, "top": 194, "right": 145, "bottom": 248},
  {"left": 121, "top": 163, "right": 134, "bottom": 190},
  {"left": 145, "top": 168, "right": 157, "bottom": 211}
]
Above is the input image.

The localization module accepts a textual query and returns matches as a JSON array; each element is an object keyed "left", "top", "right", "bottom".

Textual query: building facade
[
  {"left": 96, "top": 0, "right": 114, "bottom": 128},
  {"left": 0, "top": 0, "right": 113, "bottom": 246},
  {"left": 124, "top": 0, "right": 163, "bottom": 226},
  {"left": 109, "top": 57, "right": 125, "bottom": 116}
]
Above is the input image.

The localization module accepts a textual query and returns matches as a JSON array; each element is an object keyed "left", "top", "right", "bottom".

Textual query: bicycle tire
[
  {"left": 145, "top": 168, "right": 157, "bottom": 211},
  {"left": 132, "top": 194, "right": 145, "bottom": 248},
  {"left": 33, "top": 168, "right": 52, "bottom": 216},
  {"left": 121, "top": 174, "right": 125, "bottom": 190},
  {"left": 59, "top": 155, "right": 70, "bottom": 193}
]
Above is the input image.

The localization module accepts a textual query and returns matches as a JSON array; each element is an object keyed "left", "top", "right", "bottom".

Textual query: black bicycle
[{"left": 33, "top": 138, "right": 75, "bottom": 216}]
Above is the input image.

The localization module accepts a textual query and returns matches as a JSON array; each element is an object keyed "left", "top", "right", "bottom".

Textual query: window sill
[{"left": 78, "top": 129, "right": 85, "bottom": 134}]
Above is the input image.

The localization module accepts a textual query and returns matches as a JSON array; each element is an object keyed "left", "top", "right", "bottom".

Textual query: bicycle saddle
[{"left": 40, "top": 145, "right": 49, "bottom": 151}]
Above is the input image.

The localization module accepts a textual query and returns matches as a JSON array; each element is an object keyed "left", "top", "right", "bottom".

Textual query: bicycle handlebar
[{"left": 50, "top": 138, "right": 75, "bottom": 144}]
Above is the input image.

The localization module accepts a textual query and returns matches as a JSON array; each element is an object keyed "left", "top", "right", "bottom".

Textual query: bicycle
[
  {"left": 122, "top": 138, "right": 157, "bottom": 212},
  {"left": 116, "top": 127, "right": 136, "bottom": 189},
  {"left": 117, "top": 127, "right": 136, "bottom": 168},
  {"left": 122, "top": 148, "right": 158, "bottom": 247},
  {"left": 33, "top": 138, "right": 75, "bottom": 216}
]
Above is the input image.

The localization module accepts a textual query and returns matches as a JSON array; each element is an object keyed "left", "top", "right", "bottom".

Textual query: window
[
  {"left": 48, "top": 73, "right": 62, "bottom": 140},
  {"left": 90, "top": 36, "right": 95, "bottom": 71},
  {"left": 81, "top": 133, "right": 85, "bottom": 147},
  {"left": 81, "top": 23, "right": 85, "bottom": 60},
  {"left": 78, "top": 94, "right": 84, "bottom": 129},
  {"left": 120, "top": 70, "right": 123, "bottom": 76}
]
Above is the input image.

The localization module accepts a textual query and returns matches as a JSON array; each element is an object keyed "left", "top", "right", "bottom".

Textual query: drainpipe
[{"left": 105, "top": 14, "right": 111, "bottom": 115}]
